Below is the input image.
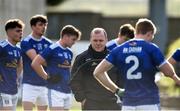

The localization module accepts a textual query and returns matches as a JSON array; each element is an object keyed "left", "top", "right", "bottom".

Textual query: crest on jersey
[{"left": 63, "top": 52, "right": 69, "bottom": 59}]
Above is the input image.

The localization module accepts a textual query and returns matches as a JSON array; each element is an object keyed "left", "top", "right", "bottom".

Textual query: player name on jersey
[{"left": 123, "top": 47, "right": 142, "bottom": 53}]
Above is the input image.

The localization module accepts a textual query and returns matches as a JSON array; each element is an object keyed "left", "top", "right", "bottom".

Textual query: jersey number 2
[{"left": 125, "top": 55, "right": 142, "bottom": 80}]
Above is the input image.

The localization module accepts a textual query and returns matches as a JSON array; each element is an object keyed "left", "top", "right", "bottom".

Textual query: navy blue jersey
[
  {"left": 172, "top": 48, "right": 180, "bottom": 62},
  {"left": 106, "top": 39, "right": 166, "bottom": 106},
  {"left": 0, "top": 40, "right": 21, "bottom": 94},
  {"left": 106, "top": 39, "right": 118, "bottom": 51},
  {"left": 40, "top": 42, "right": 73, "bottom": 93},
  {"left": 20, "top": 35, "right": 52, "bottom": 86}
]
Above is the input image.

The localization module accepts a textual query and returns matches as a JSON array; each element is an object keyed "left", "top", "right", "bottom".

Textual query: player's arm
[
  {"left": 159, "top": 61, "right": 180, "bottom": 85},
  {"left": 26, "top": 49, "right": 37, "bottom": 60},
  {"left": 16, "top": 57, "right": 23, "bottom": 86},
  {"left": 31, "top": 55, "right": 48, "bottom": 80},
  {"left": 167, "top": 49, "right": 180, "bottom": 66},
  {"left": 168, "top": 57, "right": 177, "bottom": 66},
  {"left": 93, "top": 59, "right": 119, "bottom": 93},
  {"left": 26, "top": 49, "right": 47, "bottom": 66},
  {"left": 151, "top": 45, "right": 180, "bottom": 85},
  {"left": 17, "top": 57, "right": 23, "bottom": 78},
  {"left": 32, "top": 51, "right": 61, "bottom": 84}
]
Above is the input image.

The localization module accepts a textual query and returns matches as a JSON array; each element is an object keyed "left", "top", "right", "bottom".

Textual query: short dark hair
[
  {"left": 30, "top": 14, "right": 47, "bottom": 26},
  {"left": 135, "top": 18, "right": 157, "bottom": 35},
  {"left": 60, "top": 25, "right": 81, "bottom": 40},
  {"left": 5, "top": 19, "right": 25, "bottom": 31},
  {"left": 119, "top": 24, "right": 135, "bottom": 39}
]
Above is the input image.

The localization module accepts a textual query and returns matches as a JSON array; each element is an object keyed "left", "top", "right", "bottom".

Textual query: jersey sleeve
[
  {"left": 172, "top": 49, "right": 180, "bottom": 62},
  {"left": 150, "top": 44, "right": 166, "bottom": 67},
  {"left": 40, "top": 46, "right": 52, "bottom": 61},
  {"left": 20, "top": 40, "right": 32, "bottom": 53},
  {"left": 105, "top": 48, "right": 117, "bottom": 65}
]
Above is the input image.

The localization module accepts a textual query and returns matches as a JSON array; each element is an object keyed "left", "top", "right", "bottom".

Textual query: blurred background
[{"left": 1, "top": 0, "right": 180, "bottom": 110}]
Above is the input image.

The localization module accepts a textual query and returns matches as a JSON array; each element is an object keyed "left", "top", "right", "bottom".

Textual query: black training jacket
[{"left": 70, "top": 45, "right": 122, "bottom": 102}]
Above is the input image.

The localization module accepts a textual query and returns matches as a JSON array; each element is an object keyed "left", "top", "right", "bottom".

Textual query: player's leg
[
  {"left": 137, "top": 104, "right": 160, "bottom": 111},
  {"left": 48, "top": 89, "right": 64, "bottom": 111},
  {"left": 64, "top": 93, "right": 73, "bottom": 110},
  {"left": 36, "top": 86, "right": 48, "bottom": 111},
  {"left": 22, "top": 84, "right": 37, "bottom": 110},
  {"left": 37, "top": 105, "right": 48, "bottom": 111},
  {"left": 0, "top": 93, "right": 13, "bottom": 110},
  {"left": 22, "top": 101, "right": 34, "bottom": 110}
]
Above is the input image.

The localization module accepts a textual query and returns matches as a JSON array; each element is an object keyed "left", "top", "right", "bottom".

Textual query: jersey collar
[
  {"left": 30, "top": 34, "right": 43, "bottom": 41},
  {"left": 57, "top": 42, "right": 67, "bottom": 50},
  {"left": 6, "top": 39, "right": 16, "bottom": 47},
  {"left": 130, "top": 38, "right": 145, "bottom": 41}
]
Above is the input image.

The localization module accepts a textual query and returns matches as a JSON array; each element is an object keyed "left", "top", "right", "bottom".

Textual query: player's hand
[
  {"left": 47, "top": 74, "right": 61, "bottom": 84},
  {"left": 115, "top": 88, "right": 125, "bottom": 97},
  {"left": 172, "top": 74, "right": 180, "bottom": 86}
]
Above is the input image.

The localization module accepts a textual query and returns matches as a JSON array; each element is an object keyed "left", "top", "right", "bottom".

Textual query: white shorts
[
  {"left": 122, "top": 104, "right": 160, "bottom": 111},
  {"left": 0, "top": 93, "right": 18, "bottom": 108},
  {"left": 48, "top": 89, "right": 72, "bottom": 109},
  {"left": 22, "top": 83, "right": 48, "bottom": 106}
]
